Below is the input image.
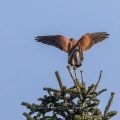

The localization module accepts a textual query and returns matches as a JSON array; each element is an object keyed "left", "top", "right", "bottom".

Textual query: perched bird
[{"left": 35, "top": 32, "right": 109, "bottom": 67}]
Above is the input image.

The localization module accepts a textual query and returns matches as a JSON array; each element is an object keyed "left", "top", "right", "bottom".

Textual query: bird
[{"left": 35, "top": 32, "right": 109, "bottom": 67}]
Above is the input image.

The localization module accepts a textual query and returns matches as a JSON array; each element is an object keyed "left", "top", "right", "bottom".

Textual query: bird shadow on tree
[{"left": 22, "top": 66, "right": 117, "bottom": 120}]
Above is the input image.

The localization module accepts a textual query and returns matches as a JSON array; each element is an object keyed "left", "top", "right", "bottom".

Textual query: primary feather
[{"left": 35, "top": 35, "right": 70, "bottom": 52}]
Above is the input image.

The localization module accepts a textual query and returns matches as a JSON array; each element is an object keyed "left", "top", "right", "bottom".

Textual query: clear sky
[{"left": 0, "top": 0, "right": 119, "bottom": 119}]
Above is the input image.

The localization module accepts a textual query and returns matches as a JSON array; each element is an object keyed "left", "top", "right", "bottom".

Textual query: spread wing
[
  {"left": 35, "top": 35, "right": 70, "bottom": 52},
  {"left": 79, "top": 32, "right": 109, "bottom": 51}
]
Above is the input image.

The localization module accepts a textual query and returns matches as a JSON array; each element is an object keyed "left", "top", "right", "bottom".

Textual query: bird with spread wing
[{"left": 35, "top": 32, "right": 109, "bottom": 67}]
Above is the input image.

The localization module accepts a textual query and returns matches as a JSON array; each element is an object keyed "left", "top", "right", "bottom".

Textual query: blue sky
[{"left": 0, "top": 0, "right": 119, "bottom": 119}]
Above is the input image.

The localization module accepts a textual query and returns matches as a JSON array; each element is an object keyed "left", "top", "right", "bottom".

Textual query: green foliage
[{"left": 22, "top": 66, "right": 117, "bottom": 120}]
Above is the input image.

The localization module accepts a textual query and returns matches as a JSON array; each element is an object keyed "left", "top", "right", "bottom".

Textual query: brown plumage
[{"left": 35, "top": 32, "right": 109, "bottom": 67}]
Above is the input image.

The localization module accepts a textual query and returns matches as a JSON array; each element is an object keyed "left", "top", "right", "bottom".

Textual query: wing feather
[
  {"left": 35, "top": 35, "right": 70, "bottom": 52},
  {"left": 79, "top": 32, "right": 109, "bottom": 51}
]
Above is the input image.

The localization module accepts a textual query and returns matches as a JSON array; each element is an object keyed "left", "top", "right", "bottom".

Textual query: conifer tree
[{"left": 22, "top": 66, "right": 117, "bottom": 120}]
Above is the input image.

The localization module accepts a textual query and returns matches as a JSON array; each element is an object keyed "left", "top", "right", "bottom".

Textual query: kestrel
[{"left": 35, "top": 32, "right": 109, "bottom": 67}]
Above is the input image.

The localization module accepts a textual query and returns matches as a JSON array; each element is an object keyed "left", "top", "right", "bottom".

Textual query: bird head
[{"left": 69, "top": 38, "right": 75, "bottom": 41}]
